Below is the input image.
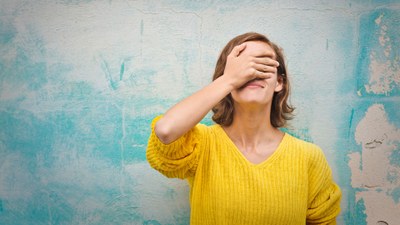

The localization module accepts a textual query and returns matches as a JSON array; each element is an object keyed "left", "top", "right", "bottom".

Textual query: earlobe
[
  {"left": 274, "top": 83, "right": 283, "bottom": 92},
  {"left": 274, "top": 77, "right": 284, "bottom": 92}
]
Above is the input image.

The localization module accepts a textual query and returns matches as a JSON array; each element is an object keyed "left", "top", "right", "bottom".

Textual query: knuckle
[{"left": 249, "top": 68, "right": 256, "bottom": 74}]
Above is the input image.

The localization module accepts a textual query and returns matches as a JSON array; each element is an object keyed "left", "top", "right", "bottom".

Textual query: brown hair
[{"left": 211, "top": 32, "right": 294, "bottom": 127}]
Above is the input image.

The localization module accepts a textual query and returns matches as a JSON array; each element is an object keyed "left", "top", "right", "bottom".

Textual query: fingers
[
  {"left": 224, "top": 45, "right": 279, "bottom": 88},
  {"left": 229, "top": 43, "right": 247, "bottom": 57},
  {"left": 253, "top": 70, "right": 273, "bottom": 80},
  {"left": 251, "top": 56, "right": 278, "bottom": 78},
  {"left": 254, "top": 57, "right": 279, "bottom": 67},
  {"left": 253, "top": 62, "right": 277, "bottom": 74}
]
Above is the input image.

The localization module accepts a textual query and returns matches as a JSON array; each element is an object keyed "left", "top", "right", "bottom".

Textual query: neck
[{"left": 224, "top": 103, "right": 281, "bottom": 150}]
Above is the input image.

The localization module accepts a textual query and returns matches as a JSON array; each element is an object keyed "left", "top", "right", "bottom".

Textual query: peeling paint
[
  {"left": 391, "top": 187, "right": 400, "bottom": 204},
  {"left": 389, "top": 147, "right": 400, "bottom": 167},
  {"left": 357, "top": 8, "right": 400, "bottom": 96},
  {"left": 354, "top": 198, "right": 367, "bottom": 225},
  {"left": 365, "top": 51, "right": 400, "bottom": 95},
  {"left": 350, "top": 104, "right": 400, "bottom": 224}
]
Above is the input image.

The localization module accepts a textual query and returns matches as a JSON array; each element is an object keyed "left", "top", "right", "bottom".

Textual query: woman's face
[{"left": 231, "top": 41, "right": 283, "bottom": 108}]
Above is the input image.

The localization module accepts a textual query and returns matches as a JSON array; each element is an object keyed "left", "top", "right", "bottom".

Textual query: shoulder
[
  {"left": 285, "top": 134, "right": 322, "bottom": 153},
  {"left": 284, "top": 133, "right": 328, "bottom": 163},
  {"left": 285, "top": 134, "right": 332, "bottom": 177}
]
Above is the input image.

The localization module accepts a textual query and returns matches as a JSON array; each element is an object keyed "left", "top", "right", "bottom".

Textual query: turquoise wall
[{"left": 0, "top": 0, "right": 399, "bottom": 224}]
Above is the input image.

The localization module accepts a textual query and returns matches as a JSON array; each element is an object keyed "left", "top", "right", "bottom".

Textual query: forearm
[{"left": 155, "top": 75, "right": 234, "bottom": 144}]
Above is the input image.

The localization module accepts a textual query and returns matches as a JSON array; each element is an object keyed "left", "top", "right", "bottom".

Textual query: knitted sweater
[{"left": 146, "top": 116, "right": 341, "bottom": 225}]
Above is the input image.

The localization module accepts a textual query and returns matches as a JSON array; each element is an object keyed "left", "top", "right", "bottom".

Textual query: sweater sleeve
[
  {"left": 146, "top": 115, "right": 208, "bottom": 179},
  {"left": 306, "top": 146, "right": 342, "bottom": 225}
]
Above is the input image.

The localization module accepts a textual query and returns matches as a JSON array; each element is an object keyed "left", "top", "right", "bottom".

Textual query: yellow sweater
[{"left": 146, "top": 116, "right": 341, "bottom": 225}]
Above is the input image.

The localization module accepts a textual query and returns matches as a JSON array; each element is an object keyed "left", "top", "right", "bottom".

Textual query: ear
[{"left": 274, "top": 75, "right": 284, "bottom": 92}]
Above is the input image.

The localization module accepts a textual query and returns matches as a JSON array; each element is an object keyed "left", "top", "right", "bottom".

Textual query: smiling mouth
[{"left": 241, "top": 79, "right": 265, "bottom": 88}]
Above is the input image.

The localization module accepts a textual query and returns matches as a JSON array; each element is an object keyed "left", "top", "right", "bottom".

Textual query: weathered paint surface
[
  {"left": 0, "top": 1, "right": 399, "bottom": 224},
  {"left": 346, "top": 6, "right": 400, "bottom": 225}
]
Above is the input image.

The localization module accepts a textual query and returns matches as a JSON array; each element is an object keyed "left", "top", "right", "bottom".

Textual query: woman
[{"left": 146, "top": 32, "right": 341, "bottom": 224}]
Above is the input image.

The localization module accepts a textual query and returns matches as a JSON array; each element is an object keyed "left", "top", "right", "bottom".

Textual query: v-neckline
[{"left": 216, "top": 125, "right": 288, "bottom": 168}]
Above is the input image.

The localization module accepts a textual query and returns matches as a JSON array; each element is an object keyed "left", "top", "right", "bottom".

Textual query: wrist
[{"left": 216, "top": 74, "right": 236, "bottom": 92}]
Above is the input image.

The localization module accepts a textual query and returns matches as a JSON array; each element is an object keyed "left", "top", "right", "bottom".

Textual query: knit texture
[{"left": 146, "top": 116, "right": 341, "bottom": 225}]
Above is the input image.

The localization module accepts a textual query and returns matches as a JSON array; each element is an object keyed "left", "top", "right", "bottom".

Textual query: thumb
[{"left": 230, "top": 43, "right": 247, "bottom": 57}]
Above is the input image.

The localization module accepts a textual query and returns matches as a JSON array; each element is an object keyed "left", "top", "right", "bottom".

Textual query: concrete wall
[{"left": 0, "top": 0, "right": 399, "bottom": 224}]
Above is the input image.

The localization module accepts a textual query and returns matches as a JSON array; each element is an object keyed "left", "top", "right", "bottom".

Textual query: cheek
[{"left": 266, "top": 80, "right": 278, "bottom": 90}]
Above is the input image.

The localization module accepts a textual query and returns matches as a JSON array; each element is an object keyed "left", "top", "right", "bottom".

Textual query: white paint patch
[
  {"left": 365, "top": 51, "right": 400, "bottom": 95},
  {"left": 355, "top": 191, "right": 400, "bottom": 225},
  {"left": 350, "top": 104, "right": 400, "bottom": 224},
  {"left": 365, "top": 13, "right": 400, "bottom": 95},
  {"left": 347, "top": 152, "right": 362, "bottom": 188}
]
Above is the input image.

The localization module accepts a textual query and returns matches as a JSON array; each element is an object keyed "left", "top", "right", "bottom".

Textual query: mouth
[{"left": 241, "top": 79, "right": 265, "bottom": 89}]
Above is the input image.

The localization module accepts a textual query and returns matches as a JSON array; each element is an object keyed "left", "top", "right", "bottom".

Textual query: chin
[
  {"left": 235, "top": 94, "right": 270, "bottom": 103},
  {"left": 234, "top": 98, "right": 270, "bottom": 106}
]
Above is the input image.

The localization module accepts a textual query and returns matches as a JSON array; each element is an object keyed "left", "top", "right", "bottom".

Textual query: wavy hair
[{"left": 211, "top": 32, "right": 294, "bottom": 127}]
